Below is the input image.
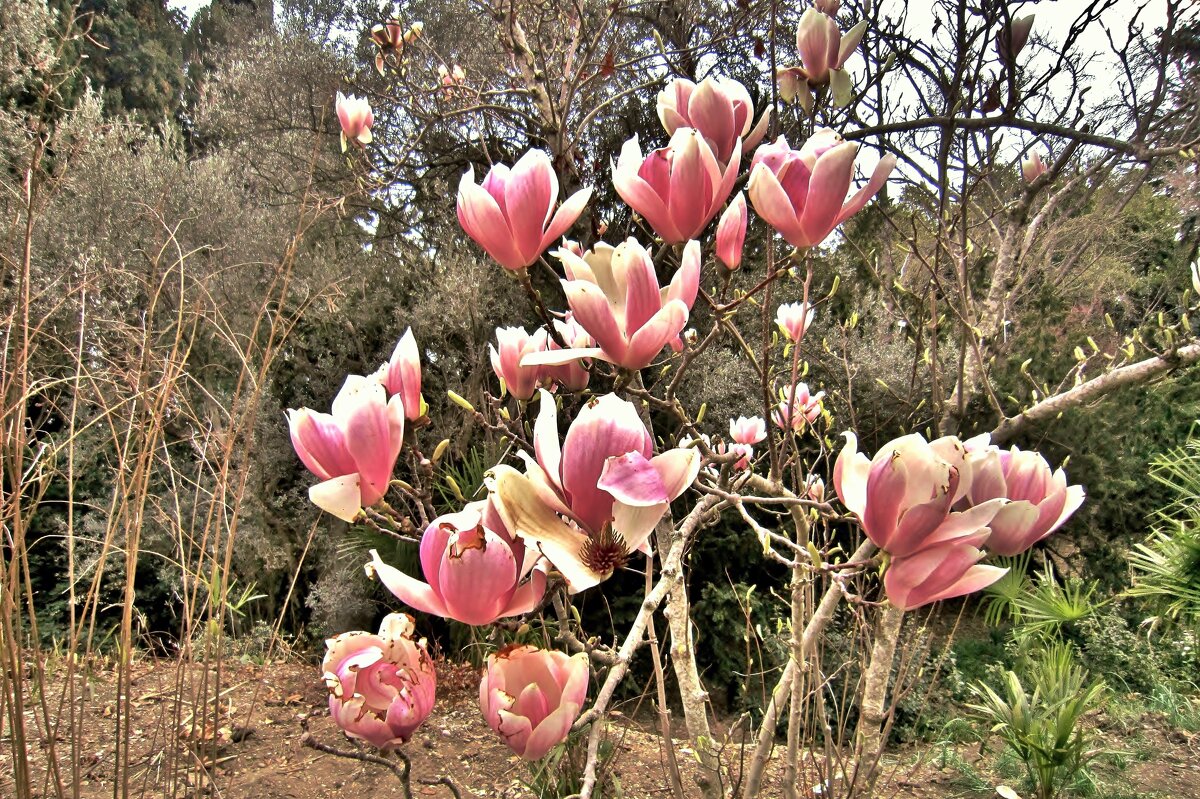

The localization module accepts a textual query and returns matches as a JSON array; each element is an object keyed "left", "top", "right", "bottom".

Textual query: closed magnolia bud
[{"left": 716, "top": 193, "right": 748, "bottom": 270}]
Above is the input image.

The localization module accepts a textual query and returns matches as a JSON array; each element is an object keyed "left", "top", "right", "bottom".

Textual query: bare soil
[{"left": 1, "top": 656, "right": 1196, "bottom": 798}]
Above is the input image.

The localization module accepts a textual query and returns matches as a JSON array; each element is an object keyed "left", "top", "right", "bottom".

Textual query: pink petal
[
  {"left": 835, "top": 153, "right": 896, "bottom": 226},
  {"left": 624, "top": 299, "right": 689, "bottom": 369},
  {"left": 715, "top": 194, "right": 747, "bottom": 270},
  {"left": 926, "top": 565, "right": 1009, "bottom": 606},
  {"left": 861, "top": 452, "right": 910, "bottom": 550},
  {"left": 598, "top": 451, "right": 669, "bottom": 506},
  {"left": 502, "top": 565, "right": 548, "bottom": 617},
  {"left": 688, "top": 79, "right": 737, "bottom": 164},
  {"left": 983, "top": 501, "right": 1043, "bottom": 556},
  {"left": 748, "top": 164, "right": 804, "bottom": 245},
  {"left": 438, "top": 528, "right": 519, "bottom": 625},
  {"left": 366, "top": 549, "right": 448, "bottom": 617},
  {"left": 540, "top": 186, "right": 593, "bottom": 250},
  {"left": 667, "top": 240, "right": 701, "bottom": 308},
  {"left": 458, "top": 169, "right": 525, "bottom": 270},
  {"left": 562, "top": 280, "right": 628, "bottom": 363},
  {"left": 523, "top": 698, "right": 582, "bottom": 760},
  {"left": 613, "top": 137, "right": 681, "bottom": 242},
  {"left": 505, "top": 151, "right": 558, "bottom": 263},
  {"left": 833, "top": 431, "right": 870, "bottom": 517},
  {"left": 561, "top": 395, "right": 652, "bottom": 532},
  {"left": 620, "top": 240, "right": 664, "bottom": 336},
  {"left": 532, "top": 388, "right": 562, "bottom": 489},
  {"left": 799, "top": 142, "right": 858, "bottom": 246},
  {"left": 288, "top": 409, "right": 355, "bottom": 481},
  {"left": 666, "top": 131, "right": 711, "bottom": 242}
]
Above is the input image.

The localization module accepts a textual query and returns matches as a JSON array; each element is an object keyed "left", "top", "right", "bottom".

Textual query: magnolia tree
[{"left": 287, "top": 1, "right": 1198, "bottom": 797}]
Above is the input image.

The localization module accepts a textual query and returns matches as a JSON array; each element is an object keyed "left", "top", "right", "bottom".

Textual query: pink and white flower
[
  {"left": 748, "top": 130, "right": 895, "bottom": 249},
  {"left": 656, "top": 77, "right": 769, "bottom": 165},
  {"left": 793, "top": 9, "right": 867, "bottom": 86},
  {"left": 613, "top": 128, "right": 740, "bottom": 244},
  {"left": 776, "top": 301, "right": 815, "bottom": 342},
  {"left": 772, "top": 383, "right": 825, "bottom": 431},
  {"left": 490, "top": 391, "right": 700, "bottom": 591},
  {"left": 457, "top": 150, "right": 592, "bottom": 271},
  {"left": 832, "top": 432, "right": 1007, "bottom": 558},
  {"left": 730, "top": 416, "right": 768, "bottom": 445},
  {"left": 527, "top": 238, "right": 700, "bottom": 372},
  {"left": 366, "top": 497, "right": 547, "bottom": 626},
  {"left": 962, "top": 441, "right": 1085, "bottom": 556},
  {"left": 490, "top": 326, "right": 550, "bottom": 400},
  {"left": 288, "top": 375, "right": 405, "bottom": 521},
  {"left": 479, "top": 645, "right": 589, "bottom": 760},
  {"left": 1021, "top": 151, "right": 1048, "bottom": 183},
  {"left": 336, "top": 92, "right": 374, "bottom": 149},
  {"left": 322, "top": 613, "right": 436, "bottom": 749}
]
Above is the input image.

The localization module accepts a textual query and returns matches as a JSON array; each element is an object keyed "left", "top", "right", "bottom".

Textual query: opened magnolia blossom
[
  {"left": 288, "top": 374, "right": 404, "bottom": 522},
  {"left": 749, "top": 129, "right": 896, "bottom": 249},
  {"left": 524, "top": 238, "right": 701, "bottom": 372},
  {"left": 490, "top": 390, "right": 700, "bottom": 592},
  {"left": 366, "top": 497, "right": 548, "bottom": 626},
  {"left": 457, "top": 149, "right": 592, "bottom": 271}
]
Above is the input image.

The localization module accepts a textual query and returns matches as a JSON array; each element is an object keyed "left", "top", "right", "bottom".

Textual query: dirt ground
[{"left": 2, "top": 656, "right": 1197, "bottom": 799}]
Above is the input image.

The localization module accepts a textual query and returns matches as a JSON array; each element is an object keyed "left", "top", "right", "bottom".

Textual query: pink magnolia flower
[
  {"left": 457, "top": 150, "right": 592, "bottom": 271},
  {"left": 656, "top": 77, "right": 770, "bottom": 165},
  {"left": 490, "top": 391, "right": 700, "bottom": 592},
  {"left": 776, "top": 301, "right": 815, "bottom": 342},
  {"left": 730, "top": 416, "right": 767, "bottom": 445},
  {"left": 794, "top": 8, "right": 867, "bottom": 86},
  {"left": 884, "top": 534, "right": 1008, "bottom": 610},
  {"left": 322, "top": 613, "right": 436, "bottom": 749},
  {"left": 479, "top": 645, "right": 589, "bottom": 760},
  {"left": 772, "top": 383, "right": 825, "bottom": 431},
  {"left": 370, "top": 20, "right": 406, "bottom": 55},
  {"left": 998, "top": 15, "right": 1035, "bottom": 62},
  {"left": 547, "top": 316, "right": 594, "bottom": 392},
  {"left": 813, "top": 0, "right": 840, "bottom": 14},
  {"left": 962, "top": 443, "right": 1085, "bottom": 556},
  {"left": 749, "top": 130, "right": 896, "bottom": 249},
  {"left": 722, "top": 441, "right": 755, "bottom": 470},
  {"left": 613, "top": 128, "right": 739, "bottom": 244},
  {"left": 490, "top": 326, "right": 549, "bottom": 400},
  {"left": 805, "top": 474, "right": 825, "bottom": 502},
  {"left": 528, "top": 238, "right": 700, "bottom": 372},
  {"left": 288, "top": 375, "right": 404, "bottom": 521},
  {"left": 366, "top": 497, "right": 547, "bottom": 626},
  {"left": 381, "top": 328, "right": 423, "bottom": 421},
  {"left": 832, "top": 432, "right": 1007, "bottom": 558},
  {"left": 715, "top": 193, "right": 748, "bottom": 270},
  {"left": 336, "top": 92, "right": 374, "bottom": 150},
  {"left": 1021, "top": 151, "right": 1048, "bottom": 183}
]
